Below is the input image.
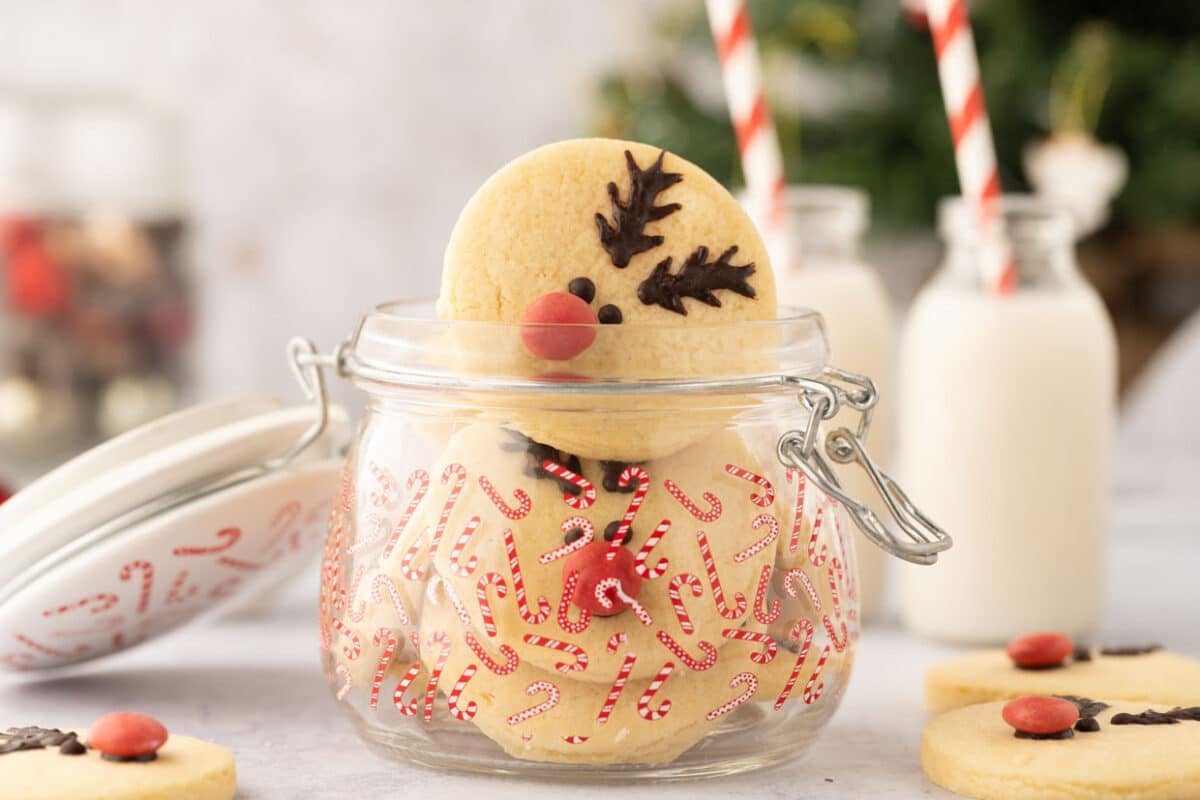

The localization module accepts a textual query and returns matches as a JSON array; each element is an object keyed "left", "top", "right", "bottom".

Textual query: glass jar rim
[
  {"left": 938, "top": 193, "right": 1075, "bottom": 245},
  {"left": 343, "top": 300, "right": 830, "bottom": 395}
]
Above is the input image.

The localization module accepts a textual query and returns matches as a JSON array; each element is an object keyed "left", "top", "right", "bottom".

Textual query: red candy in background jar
[
  {"left": 1006, "top": 632, "right": 1075, "bottom": 669},
  {"left": 1002, "top": 696, "right": 1080, "bottom": 736},
  {"left": 88, "top": 712, "right": 169, "bottom": 760}
]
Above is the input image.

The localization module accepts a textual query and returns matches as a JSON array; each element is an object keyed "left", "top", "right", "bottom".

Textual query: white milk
[
  {"left": 897, "top": 197, "right": 1116, "bottom": 642},
  {"left": 771, "top": 187, "right": 894, "bottom": 622}
]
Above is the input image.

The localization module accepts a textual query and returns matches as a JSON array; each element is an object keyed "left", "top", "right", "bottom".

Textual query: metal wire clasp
[{"left": 777, "top": 367, "right": 951, "bottom": 565}]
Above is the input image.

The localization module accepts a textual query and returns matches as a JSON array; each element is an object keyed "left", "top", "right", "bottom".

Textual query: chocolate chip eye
[
  {"left": 568, "top": 277, "right": 596, "bottom": 304},
  {"left": 564, "top": 527, "right": 585, "bottom": 545},
  {"left": 603, "top": 520, "right": 633, "bottom": 545},
  {"left": 597, "top": 304, "right": 623, "bottom": 325}
]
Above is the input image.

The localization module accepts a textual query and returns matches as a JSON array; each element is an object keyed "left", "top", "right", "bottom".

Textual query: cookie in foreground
[
  {"left": 922, "top": 698, "right": 1200, "bottom": 800},
  {"left": 0, "top": 714, "right": 235, "bottom": 800},
  {"left": 925, "top": 634, "right": 1200, "bottom": 712}
]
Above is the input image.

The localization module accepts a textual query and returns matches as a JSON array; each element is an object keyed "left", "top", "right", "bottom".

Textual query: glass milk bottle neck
[
  {"left": 936, "top": 195, "right": 1083, "bottom": 291},
  {"left": 785, "top": 185, "right": 868, "bottom": 267}
]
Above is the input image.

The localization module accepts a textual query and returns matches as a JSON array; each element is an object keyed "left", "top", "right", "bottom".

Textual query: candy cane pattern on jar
[
  {"left": 446, "top": 663, "right": 479, "bottom": 721},
  {"left": 346, "top": 513, "right": 389, "bottom": 556},
  {"left": 216, "top": 555, "right": 264, "bottom": 571},
  {"left": 540, "top": 460, "right": 596, "bottom": 510},
  {"left": 51, "top": 615, "right": 124, "bottom": 638},
  {"left": 503, "top": 528, "right": 551, "bottom": 625},
  {"left": 803, "top": 644, "right": 832, "bottom": 705},
  {"left": 507, "top": 681, "right": 561, "bottom": 726},
  {"left": 381, "top": 469, "right": 431, "bottom": 561},
  {"left": 824, "top": 557, "right": 850, "bottom": 652},
  {"left": 392, "top": 663, "right": 424, "bottom": 717},
  {"left": 637, "top": 661, "right": 675, "bottom": 721},
  {"left": 368, "top": 573, "right": 411, "bottom": 626},
  {"left": 399, "top": 528, "right": 434, "bottom": 582},
  {"left": 428, "top": 464, "right": 468, "bottom": 561},
  {"left": 609, "top": 466, "right": 651, "bottom": 547},
  {"left": 734, "top": 513, "right": 779, "bottom": 563},
  {"left": 667, "top": 573, "right": 704, "bottom": 635},
  {"left": 538, "top": 517, "right": 595, "bottom": 564},
  {"left": 725, "top": 464, "right": 775, "bottom": 507},
  {"left": 786, "top": 468, "right": 807, "bottom": 553},
  {"left": 664, "top": 480, "right": 722, "bottom": 522},
  {"left": 556, "top": 571, "right": 591, "bottom": 635},
  {"left": 329, "top": 617, "right": 361, "bottom": 661},
  {"left": 705, "top": 672, "right": 759, "bottom": 721},
  {"left": 165, "top": 571, "right": 199, "bottom": 606},
  {"left": 14, "top": 634, "right": 88, "bottom": 660},
  {"left": 440, "top": 579, "right": 474, "bottom": 628},
  {"left": 752, "top": 564, "right": 781, "bottom": 625},
  {"left": 369, "top": 628, "right": 398, "bottom": 711},
  {"left": 343, "top": 566, "right": 370, "bottom": 622},
  {"left": 173, "top": 527, "right": 240, "bottom": 557},
  {"left": 422, "top": 632, "right": 453, "bottom": 722},
  {"left": 334, "top": 663, "right": 353, "bottom": 701},
  {"left": 464, "top": 630, "right": 520, "bottom": 675},
  {"left": 477, "top": 475, "right": 532, "bottom": 519},
  {"left": 367, "top": 461, "right": 397, "bottom": 509},
  {"left": 655, "top": 631, "right": 718, "bottom": 671},
  {"left": 696, "top": 530, "right": 747, "bottom": 620},
  {"left": 41, "top": 593, "right": 118, "bottom": 618},
  {"left": 721, "top": 627, "right": 778, "bottom": 664},
  {"left": 594, "top": 578, "right": 654, "bottom": 627},
  {"left": 522, "top": 634, "right": 588, "bottom": 674},
  {"left": 773, "top": 618, "right": 815, "bottom": 710},
  {"left": 447, "top": 516, "right": 482, "bottom": 577},
  {"left": 808, "top": 506, "right": 830, "bottom": 568},
  {"left": 632, "top": 519, "right": 671, "bottom": 580},
  {"left": 209, "top": 577, "right": 241, "bottom": 600},
  {"left": 118, "top": 560, "right": 154, "bottom": 614},
  {"left": 783, "top": 568, "right": 822, "bottom": 612},
  {"left": 596, "top": 633, "right": 636, "bottom": 725},
  {"left": 475, "top": 571, "right": 509, "bottom": 637}
]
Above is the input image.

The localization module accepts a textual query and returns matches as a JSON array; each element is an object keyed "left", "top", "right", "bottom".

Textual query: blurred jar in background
[
  {"left": 0, "top": 92, "right": 191, "bottom": 482},
  {"left": 769, "top": 186, "right": 894, "bottom": 622},
  {"left": 898, "top": 196, "right": 1116, "bottom": 643}
]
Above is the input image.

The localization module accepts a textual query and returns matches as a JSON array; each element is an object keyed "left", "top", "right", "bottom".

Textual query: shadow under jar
[{"left": 316, "top": 300, "right": 947, "bottom": 780}]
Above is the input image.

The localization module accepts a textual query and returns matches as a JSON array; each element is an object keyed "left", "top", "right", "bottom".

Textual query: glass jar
[
  {"left": 316, "top": 301, "right": 948, "bottom": 779},
  {"left": 773, "top": 186, "right": 894, "bottom": 623},
  {"left": 897, "top": 195, "right": 1116, "bottom": 642},
  {"left": 0, "top": 91, "right": 191, "bottom": 485}
]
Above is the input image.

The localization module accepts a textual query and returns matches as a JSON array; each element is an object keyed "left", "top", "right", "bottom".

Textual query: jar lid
[{"left": 0, "top": 342, "right": 348, "bottom": 671}]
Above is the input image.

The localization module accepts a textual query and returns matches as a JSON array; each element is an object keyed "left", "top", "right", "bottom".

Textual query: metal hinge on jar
[{"left": 777, "top": 367, "right": 952, "bottom": 566}]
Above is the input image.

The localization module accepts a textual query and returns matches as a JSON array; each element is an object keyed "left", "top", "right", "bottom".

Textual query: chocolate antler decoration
[
  {"left": 595, "top": 150, "right": 683, "bottom": 268},
  {"left": 637, "top": 245, "right": 756, "bottom": 315}
]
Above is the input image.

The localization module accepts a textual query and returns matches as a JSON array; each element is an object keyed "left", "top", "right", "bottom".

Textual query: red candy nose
[
  {"left": 563, "top": 541, "right": 643, "bottom": 617},
  {"left": 1002, "top": 695, "right": 1079, "bottom": 735},
  {"left": 88, "top": 712, "right": 169, "bottom": 758},
  {"left": 521, "top": 292, "right": 598, "bottom": 361},
  {"left": 1006, "top": 632, "right": 1074, "bottom": 669}
]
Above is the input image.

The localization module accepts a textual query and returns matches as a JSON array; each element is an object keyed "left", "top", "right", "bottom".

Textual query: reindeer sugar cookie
[
  {"left": 439, "top": 138, "right": 778, "bottom": 462},
  {"left": 384, "top": 423, "right": 779, "bottom": 683},
  {"left": 416, "top": 585, "right": 799, "bottom": 765}
]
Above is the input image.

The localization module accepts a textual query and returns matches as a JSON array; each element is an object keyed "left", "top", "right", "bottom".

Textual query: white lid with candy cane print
[{"left": 0, "top": 340, "right": 348, "bottom": 671}]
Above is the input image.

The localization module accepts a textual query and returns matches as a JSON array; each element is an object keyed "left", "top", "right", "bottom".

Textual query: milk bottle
[
  {"left": 772, "top": 186, "right": 894, "bottom": 621},
  {"left": 897, "top": 196, "right": 1116, "bottom": 642}
]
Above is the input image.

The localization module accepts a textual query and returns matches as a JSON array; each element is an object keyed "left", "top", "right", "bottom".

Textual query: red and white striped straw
[
  {"left": 705, "top": 0, "right": 793, "bottom": 271},
  {"left": 926, "top": 0, "right": 1016, "bottom": 295}
]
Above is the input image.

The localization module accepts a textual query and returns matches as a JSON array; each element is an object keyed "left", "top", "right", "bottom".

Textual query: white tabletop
[{"left": 3, "top": 527, "right": 1196, "bottom": 800}]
